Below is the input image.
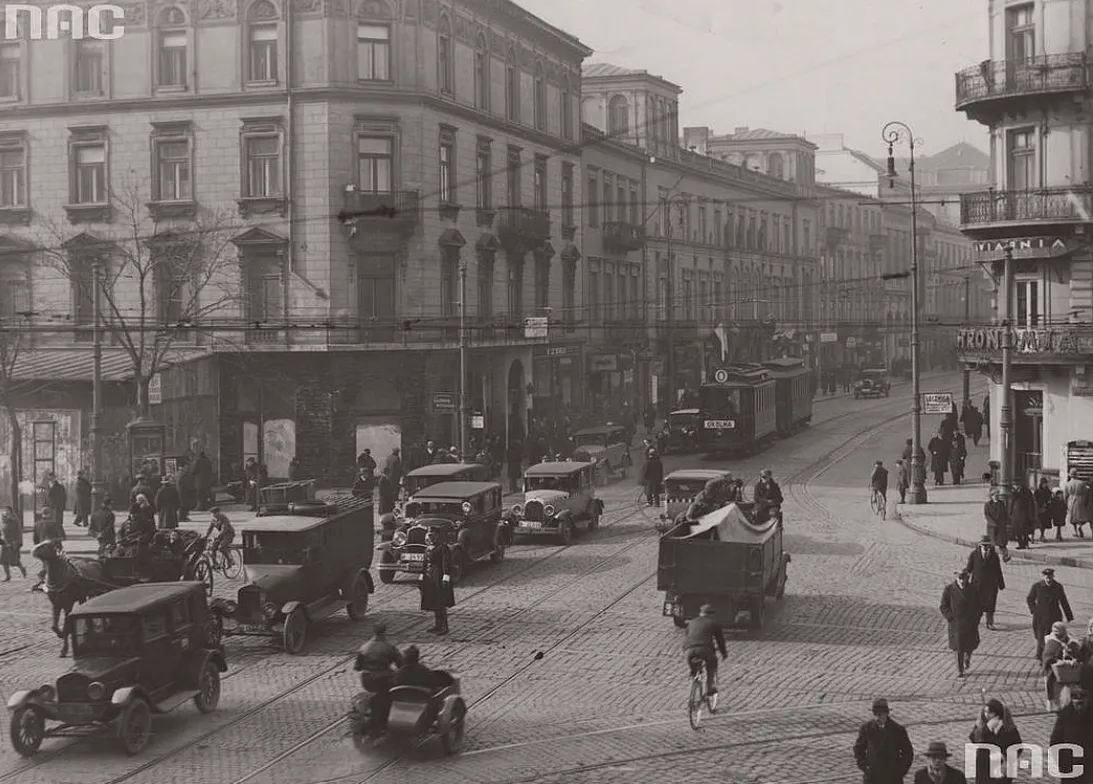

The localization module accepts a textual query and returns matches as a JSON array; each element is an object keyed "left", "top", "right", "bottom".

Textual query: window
[
  {"left": 713, "top": 209, "right": 721, "bottom": 244},
  {"left": 475, "top": 138, "right": 491, "bottom": 209},
  {"left": 357, "top": 136, "right": 393, "bottom": 192},
  {"left": 616, "top": 182, "right": 625, "bottom": 223},
  {"left": 153, "top": 136, "right": 191, "bottom": 202},
  {"left": 616, "top": 267, "right": 625, "bottom": 319},
  {"left": 1006, "top": 4, "right": 1035, "bottom": 60},
  {"left": 70, "top": 254, "right": 94, "bottom": 338},
  {"left": 0, "top": 141, "right": 25, "bottom": 207},
  {"left": 73, "top": 143, "right": 107, "bottom": 204},
  {"left": 698, "top": 206, "right": 707, "bottom": 243},
  {"left": 244, "top": 134, "right": 281, "bottom": 197},
  {"left": 561, "top": 163, "right": 573, "bottom": 226},
  {"left": 478, "top": 252, "right": 494, "bottom": 317},
  {"left": 767, "top": 152, "right": 784, "bottom": 178},
  {"left": 783, "top": 222, "right": 791, "bottom": 255},
  {"left": 533, "top": 63, "right": 546, "bottom": 130},
  {"left": 474, "top": 34, "right": 489, "bottom": 109},
  {"left": 759, "top": 217, "right": 768, "bottom": 249},
  {"left": 0, "top": 269, "right": 29, "bottom": 319},
  {"left": 608, "top": 95, "right": 629, "bottom": 136},
  {"left": 1015, "top": 279, "right": 1041, "bottom": 326},
  {"left": 248, "top": 273, "right": 283, "bottom": 322},
  {"left": 1007, "top": 129, "right": 1035, "bottom": 190},
  {"left": 437, "top": 16, "right": 452, "bottom": 95},
  {"left": 440, "top": 251, "right": 457, "bottom": 317},
  {"left": 506, "top": 49, "right": 519, "bottom": 122},
  {"left": 802, "top": 220, "right": 811, "bottom": 255},
  {"left": 73, "top": 41, "right": 104, "bottom": 94},
  {"left": 563, "top": 259, "right": 575, "bottom": 326},
  {"left": 533, "top": 155, "right": 547, "bottom": 211},
  {"left": 439, "top": 128, "right": 456, "bottom": 204},
  {"left": 602, "top": 177, "right": 612, "bottom": 223},
  {"left": 535, "top": 255, "right": 549, "bottom": 308},
  {"left": 602, "top": 263, "right": 613, "bottom": 320},
  {"left": 247, "top": 2, "right": 278, "bottom": 83},
  {"left": 0, "top": 44, "right": 21, "bottom": 99},
  {"left": 156, "top": 258, "right": 189, "bottom": 326},
  {"left": 630, "top": 184, "right": 638, "bottom": 225},
  {"left": 357, "top": 24, "right": 390, "bottom": 81},
  {"left": 155, "top": 8, "right": 188, "bottom": 87},
  {"left": 507, "top": 259, "right": 523, "bottom": 316},
  {"left": 588, "top": 262, "right": 600, "bottom": 321},
  {"left": 587, "top": 172, "right": 598, "bottom": 226},
  {"left": 560, "top": 76, "right": 572, "bottom": 140},
  {"left": 630, "top": 268, "right": 638, "bottom": 319},
  {"left": 506, "top": 146, "right": 520, "bottom": 206}
]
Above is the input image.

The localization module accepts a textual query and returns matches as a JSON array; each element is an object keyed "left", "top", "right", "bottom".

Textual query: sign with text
[
  {"left": 590, "top": 354, "right": 617, "bottom": 372},
  {"left": 922, "top": 392, "right": 953, "bottom": 415},
  {"left": 523, "top": 316, "right": 548, "bottom": 339},
  {"left": 431, "top": 393, "right": 457, "bottom": 413},
  {"left": 3, "top": 4, "right": 125, "bottom": 39},
  {"left": 820, "top": 332, "right": 838, "bottom": 343},
  {"left": 955, "top": 327, "right": 1087, "bottom": 354},
  {"left": 965, "top": 743, "right": 1084, "bottom": 780},
  {"left": 972, "top": 237, "right": 1069, "bottom": 260}
]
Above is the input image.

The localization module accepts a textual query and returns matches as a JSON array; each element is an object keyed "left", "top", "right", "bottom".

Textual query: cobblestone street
[{"left": 1, "top": 372, "right": 1086, "bottom": 784}]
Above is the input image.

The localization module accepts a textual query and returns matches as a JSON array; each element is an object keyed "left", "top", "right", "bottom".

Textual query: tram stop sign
[{"left": 712, "top": 368, "right": 730, "bottom": 384}]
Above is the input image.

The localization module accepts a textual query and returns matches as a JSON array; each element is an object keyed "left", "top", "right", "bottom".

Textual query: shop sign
[
  {"left": 148, "top": 373, "right": 162, "bottom": 406},
  {"left": 972, "top": 237, "right": 1069, "bottom": 260},
  {"left": 546, "top": 344, "right": 577, "bottom": 357},
  {"left": 955, "top": 327, "right": 1083, "bottom": 354},
  {"left": 820, "top": 332, "right": 838, "bottom": 343},
  {"left": 846, "top": 337, "right": 857, "bottom": 349},
  {"left": 431, "top": 393, "right": 457, "bottom": 413},
  {"left": 470, "top": 414, "right": 485, "bottom": 429},
  {"left": 524, "top": 316, "right": 549, "bottom": 339},
  {"left": 590, "top": 354, "right": 617, "bottom": 372}
]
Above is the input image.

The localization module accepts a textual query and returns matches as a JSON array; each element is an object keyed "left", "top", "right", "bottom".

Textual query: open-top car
[
  {"left": 209, "top": 498, "right": 375, "bottom": 654},
  {"left": 657, "top": 468, "right": 737, "bottom": 532},
  {"left": 506, "top": 462, "right": 604, "bottom": 544},
  {"left": 571, "top": 424, "right": 631, "bottom": 484},
  {"left": 854, "top": 368, "right": 891, "bottom": 399},
  {"left": 378, "top": 481, "right": 506, "bottom": 585},
  {"left": 7, "top": 582, "right": 226, "bottom": 757},
  {"left": 660, "top": 409, "right": 701, "bottom": 454}
]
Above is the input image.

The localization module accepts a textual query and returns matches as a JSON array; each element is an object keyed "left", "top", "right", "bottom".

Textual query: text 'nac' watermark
[
  {"left": 3, "top": 4, "right": 125, "bottom": 40},
  {"left": 965, "top": 743, "right": 1085, "bottom": 780}
]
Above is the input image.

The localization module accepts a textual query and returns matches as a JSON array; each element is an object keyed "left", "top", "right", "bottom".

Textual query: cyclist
[
  {"left": 204, "top": 506, "right": 235, "bottom": 561},
  {"left": 870, "top": 461, "right": 889, "bottom": 510},
  {"left": 683, "top": 604, "right": 727, "bottom": 698}
]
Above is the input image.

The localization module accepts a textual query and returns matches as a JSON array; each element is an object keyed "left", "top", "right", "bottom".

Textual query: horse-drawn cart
[{"left": 100, "top": 530, "right": 214, "bottom": 596}]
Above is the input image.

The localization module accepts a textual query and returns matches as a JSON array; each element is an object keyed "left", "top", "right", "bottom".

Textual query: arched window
[
  {"left": 437, "top": 15, "right": 452, "bottom": 95},
  {"left": 767, "top": 152, "right": 784, "bottom": 179},
  {"left": 607, "top": 94, "right": 629, "bottom": 137},
  {"left": 560, "top": 75, "right": 572, "bottom": 140},
  {"left": 246, "top": 0, "right": 278, "bottom": 83},
  {"left": 533, "top": 61, "right": 545, "bottom": 130},
  {"left": 474, "top": 33, "right": 489, "bottom": 109},
  {"left": 155, "top": 7, "right": 188, "bottom": 87},
  {"left": 505, "top": 47, "right": 519, "bottom": 122},
  {"left": 742, "top": 154, "right": 757, "bottom": 171}
]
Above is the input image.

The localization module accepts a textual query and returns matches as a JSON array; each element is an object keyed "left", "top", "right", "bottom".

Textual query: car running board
[{"left": 155, "top": 690, "right": 199, "bottom": 713}]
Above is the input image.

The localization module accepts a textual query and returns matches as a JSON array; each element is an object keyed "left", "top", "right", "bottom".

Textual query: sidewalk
[{"left": 896, "top": 480, "right": 1093, "bottom": 571}]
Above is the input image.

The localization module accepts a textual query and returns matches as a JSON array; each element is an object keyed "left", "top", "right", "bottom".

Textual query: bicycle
[
  {"left": 870, "top": 488, "right": 887, "bottom": 519},
  {"left": 205, "top": 539, "right": 243, "bottom": 580},
  {"left": 687, "top": 657, "right": 719, "bottom": 730}
]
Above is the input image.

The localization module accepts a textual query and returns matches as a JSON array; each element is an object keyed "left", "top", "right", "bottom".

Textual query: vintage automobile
[
  {"left": 209, "top": 498, "right": 375, "bottom": 654},
  {"left": 257, "top": 480, "right": 317, "bottom": 516},
  {"left": 854, "top": 368, "right": 891, "bottom": 399},
  {"left": 658, "top": 502, "right": 790, "bottom": 630},
  {"left": 506, "top": 462, "right": 604, "bottom": 545},
  {"left": 571, "top": 424, "right": 632, "bottom": 483},
  {"left": 660, "top": 409, "right": 701, "bottom": 454},
  {"left": 348, "top": 669, "right": 467, "bottom": 754},
  {"left": 377, "top": 481, "right": 506, "bottom": 585},
  {"left": 656, "top": 468, "right": 736, "bottom": 532},
  {"left": 402, "top": 462, "right": 492, "bottom": 497},
  {"left": 7, "top": 582, "right": 226, "bottom": 757}
]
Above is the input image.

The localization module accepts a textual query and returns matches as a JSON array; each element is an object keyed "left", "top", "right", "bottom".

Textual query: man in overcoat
[
  {"left": 965, "top": 536, "right": 1004, "bottom": 630},
  {"left": 949, "top": 431, "right": 967, "bottom": 485},
  {"left": 47, "top": 476, "right": 67, "bottom": 532},
  {"left": 983, "top": 488, "right": 1010, "bottom": 561},
  {"left": 419, "top": 528, "right": 454, "bottom": 635},
  {"left": 73, "top": 469, "right": 92, "bottom": 527},
  {"left": 940, "top": 569, "right": 982, "bottom": 676},
  {"left": 912, "top": 741, "right": 967, "bottom": 784},
  {"left": 927, "top": 430, "right": 950, "bottom": 486},
  {"left": 193, "top": 451, "right": 213, "bottom": 510},
  {"left": 640, "top": 449, "right": 664, "bottom": 507},
  {"left": 1063, "top": 469, "right": 1091, "bottom": 538},
  {"left": 1027, "top": 567, "right": 1074, "bottom": 660},
  {"left": 154, "top": 477, "right": 180, "bottom": 530},
  {"left": 1007, "top": 480, "right": 1037, "bottom": 550},
  {"left": 853, "top": 698, "right": 914, "bottom": 784}
]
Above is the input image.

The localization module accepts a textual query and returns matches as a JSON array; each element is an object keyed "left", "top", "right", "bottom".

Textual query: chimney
[{"left": 682, "top": 126, "right": 710, "bottom": 156}]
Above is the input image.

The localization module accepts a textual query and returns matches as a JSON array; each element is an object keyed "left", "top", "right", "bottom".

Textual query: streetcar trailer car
[
  {"left": 209, "top": 500, "right": 375, "bottom": 654},
  {"left": 7, "top": 582, "right": 227, "bottom": 757},
  {"left": 762, "top": 357, "right": 814, "bottom": 436},
  {"left": 658, "top": 503, "right": 789, "bottom": 630},
  {"left": 698, "top": 365, "right": 777, "bottom": 456},
  {"left": 506, "top": 461, "right": 604, "bottom": 544}
]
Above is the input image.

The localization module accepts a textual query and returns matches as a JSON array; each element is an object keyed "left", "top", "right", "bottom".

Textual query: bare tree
[
  {"left": 0, "top": 318, "right": 30, "bottom": 516},
  {"left": 41, "top": 183, "right": 244, "bottom": 417}
]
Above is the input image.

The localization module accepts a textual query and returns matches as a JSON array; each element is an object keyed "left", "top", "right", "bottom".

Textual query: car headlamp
[
  {"left": 392, "top": 530, "right": 408, "bottom": 547},
  {"left": 87, "top": 682, "right": 106, "bottom": 701},
  {"left": 512, "top": 503, "right": 522, "bottom": 515},
  {"left": 543, "top": 504, "right": 556, "bottom": 517},
  {"left": 461, "top": 501, "right": 472, "bottom": 514},
  {"left": 263, "top": 601, "right": 279, "bottom": 619},
  {"left": 37, "top": 685, "right": 55, "bottom": 702}
]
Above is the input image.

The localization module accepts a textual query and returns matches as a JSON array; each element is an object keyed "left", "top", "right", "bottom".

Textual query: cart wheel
[
  {"left": 440, "top": 699, "right": 466, "bottom": 755},
  {"left": 379, "top": 552, "right": 396, "bottom": 584},
  {"left": 193, "top": 558, "right": 214, "bottom": 596},
  {"left": 9, "top": 705, "right": 45, "bottom": 757},
  {"left": 193, "top": 662, "right": 221, "bottom": 714},
  {"left": 346, "top": 575, "right": 370, "bottom": 620},
  {"left": 118, "top": 697, "right": 152, "bottom": 755},
  {"left": 283, "top": 608, "right": 308, "bottom": 654}
]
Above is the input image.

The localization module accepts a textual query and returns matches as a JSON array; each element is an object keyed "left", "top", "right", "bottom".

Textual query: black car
[{"left": 854, "top": 369, "right": 891, "bottom": 399}]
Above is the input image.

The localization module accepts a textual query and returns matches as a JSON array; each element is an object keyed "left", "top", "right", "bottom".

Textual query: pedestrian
[
  {"left": 1, "top": 505, "right": 26, "bottom": 580},
  {"left": 375, "top": 468, "right": 396, "bottom": 515},
  {"left": 155, "top": 476, "right": 180, "bottom": 530},
  {"left": 243, "top": 457, "right": 260, "bottom": 511},
  {"left": 643, "top": 405, "right": 656, "bottom": 435},
  {"left": 127, "top": 494, "right": 157, "bottom": 545},
  {"left": 193, "top": 451, "right": 213, "bottom": 510},
  {"left": 288, "top": 457, "right": 303, "bottom": 481},
  {"left": 928, "top": 430, "right": 950, "bottom": 486},
  {"left": 90, "top": 497, "right": 116, "bottom": 556},
  {"left": 983, "top": 487, "right": 1010, "bottom": 562},
  {"left": 640, "top": 448, "right": 664, "bottom": 507},
  {"left": 1050, "top": 488, "right": 1068, "bottom": 541},
  {"left": 1043, "top": 621, "right": 1082, "bottom": 710},
  {"left": 422, "top": 440, "right": 440, "bottom": 466},
  {"left": 950, "top": 431, "right": 967, "bottom": 485},
  {"left": 853, "top": 698, "right": 914, "bottom": 784},
  {"left": 47, "top": 475, "right": 66, "bottom": 533},
  {"left": 352, "top": 469, "right": 375, "bottom": 498},
  {"left": 968, "top": 698, "right": 1022, "bottom": 784},
  {"left": 1027, "top": 567, "right": 1074, "bottom": 661},
  {"left": 754, "top": 469, "right": 785, "bottom": 524},
  {"left": 384, "top": 448, "right": 403, "bottom": 490},
  {"left": 940, "top": 569, "right": 982, "bottom": 677},
  {"left": 912, "top": 741, "right": 966, "bottom": 784},
  {"left": 1034, "top": 477, "right": 1053, "bottom": 543},
  {"left": 177, "top": 466, "right": 195, "bottom": 522},
  {"left": 895, "top": 459, "right": 909, "bottom": 504},
  {"left": 1007, "top": 480, "right": 1036, "bottom": 550},
  {"left": 1049, "top": 687, "right": 1093, "bottom": 783},
  {"left": 965, "top": 404, "right": 983, "bottom": 447},
  {"left": 506, "top": 441, "right": 523, "bottom": 494},
  {"left": 357, "top": 448, "right": 377, "bottom": 478},
  {"left": 419, "top": 528, "right": 453, "bottom": 635},
  {"left": 1063, "top": 469, "right": 1091, "bottom": 538},
  {"left": 73, "top": 469, "right": 92, "bottom": 527},
  {"left": 966, "top": 536, "right": 1004, "bottom": 630}
]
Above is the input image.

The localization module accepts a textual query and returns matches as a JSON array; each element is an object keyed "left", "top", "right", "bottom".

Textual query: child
[{"left": 1049, "top": 488, "right": 1067, "bottom": 542}]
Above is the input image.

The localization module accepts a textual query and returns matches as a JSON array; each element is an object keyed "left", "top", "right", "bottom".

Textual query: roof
[
  {"left": 241, "top": 513, "right": 332, "bottom": 533},
  {"left": 524, "top": 461, "right": 594, "bottom": 476},
  {"left": 406, "top": 463, "right": 489, "bottom": 478},
  {"left": 409, "top": 481, "right": 502, "bottom": 499},
  {"left": 920, "top": 142, "right": 989, "bottom": 170},
  {"left": 717, "top": 127, "right": 797, "bottom": 141},
  {"left": 669, "top": 408, "right": 701, "bottom": 415},
  {"left": 679, "top": 503, "right": 779, "bottom": 543},
  {"left": 582, "top": 62, "right": 682, "bottom": 91},
  {"left": 574, "top": 424, "right": 626, "bottom": 435},
  {"left": 70, "top": 582, "right": 200, "bottom": 615},
  {"left": 664, "top": 469, "right": 733, "bottom": 482},
  {"left": 9, "top": 347, "right": 204, "bottom": 382}
]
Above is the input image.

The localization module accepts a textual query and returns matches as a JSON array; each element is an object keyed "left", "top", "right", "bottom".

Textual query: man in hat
[
  {"left": 353, "top": 622, "right": 403, "bottom": 735},
  {"left": 853, "top": 697, "right": 914, "bottom": 784},
  {"left": 965, "top": 536, "right": 1005, "bottom": 630},
  {"left": 912, "top": 741, "right": 966, "bottom": 784},
  {"left": 983, "top": 487, "right": 1010, "bottom": 562},
  {"left": 1027, "top": 567, "right": 1074, "bottom": 660},
  {"left": 940, "top": 569, "right": 982, "bottom": 677},
  {"left": 683, "top": 604, "right": 727, "bottom": 699}
]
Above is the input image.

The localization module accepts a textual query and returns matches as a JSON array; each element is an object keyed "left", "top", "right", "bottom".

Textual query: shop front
[{"left": 533, "top": 342, "right": 584, "bottom": 422}]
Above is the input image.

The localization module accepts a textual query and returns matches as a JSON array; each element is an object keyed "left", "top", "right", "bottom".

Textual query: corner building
[
  {"left": 954, "top": 0, "right": 1093, "bottom": 483},
  {"left": 0, "top": 0, "right": 590, "bottom": 484}
]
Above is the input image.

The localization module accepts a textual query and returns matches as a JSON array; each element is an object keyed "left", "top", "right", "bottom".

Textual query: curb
[{"left": 894, "top": 508, "right": 1093, "bottom": 571}]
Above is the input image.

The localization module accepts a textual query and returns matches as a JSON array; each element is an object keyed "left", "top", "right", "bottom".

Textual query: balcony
[
  {"left": 960, "top": 186, "right": 1093, "bottom": 231},
  {"left": 339, "top": 190, "right": 420, "bottom": 241},
  {"left": 497, "top": 207, "right": 551, "bottom": 253},
  {"left": 602, "top": 221, "right": 645, "bottom": 253},
  {"left": 955, "top": 53, "right": 1089, "bottom": 120}
]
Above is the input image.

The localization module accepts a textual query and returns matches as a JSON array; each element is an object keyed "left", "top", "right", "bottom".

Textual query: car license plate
[
  {"left": 243, "top": 623, "right": 268, "bottom": 634},
  {"left": 401, "top": 553, "right": 424, "bottom": 562},
  {"left": 704, "top": 419, "right": 735, "bottom": 429},
  {"left": 520, "top": 521, "right": 542, "bottom": 529},
  {"left": 662, "top": 601, "right": 675, "bottom": 617},
  {"left": 57, "top": 703, "right": 95, "bottom": 721}
]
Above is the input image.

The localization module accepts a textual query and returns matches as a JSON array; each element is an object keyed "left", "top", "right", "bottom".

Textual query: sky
[{"left": 520, "top": 0, "right": 990, "bottom": 157}]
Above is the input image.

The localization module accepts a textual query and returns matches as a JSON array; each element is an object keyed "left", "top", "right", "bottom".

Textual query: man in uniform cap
[
  {"left": 1027, "top": 567, "right": 1074, "bottom": 660},
  {"left": 854, "top": 697, "right": 914, "bottom": 784},
  {"left": 940, "top": 569, "right": 982, "bottom": 677},
  {"left": 912, "top": 741, "right": 966, "bottom": 784}
]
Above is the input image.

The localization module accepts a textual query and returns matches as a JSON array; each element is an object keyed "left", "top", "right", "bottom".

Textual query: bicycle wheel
[
  {"left": 869, "top": 492, "right": 880, "bottom": 516},
  {"left": 221, "top": 547, "right": 243, "bottom": 580},
  {"left": 688, "top": 675, "right": 705, "bottom": 730},
  {"left": 707, "top": 676, "right": 719, "bottom": 713}
]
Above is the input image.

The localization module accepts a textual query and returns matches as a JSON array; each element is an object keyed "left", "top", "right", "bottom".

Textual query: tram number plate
[
  {"left": 520, "top": 521, "right": 542, "bottom": 529},
  {"left": 401, "top": 553, "right": 424, "bottom": 562},
  {"left": 57, "top": 704, "right": 94, "bottom": 721},
  {"left": 662, "top": 601, "right": 675, "bottom": 617},
  {"left": 704, "top": 420, "right": 735, "bottom": 429}
]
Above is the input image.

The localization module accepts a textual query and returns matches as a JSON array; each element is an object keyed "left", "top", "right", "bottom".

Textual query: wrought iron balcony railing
[
  {"left": 497, "top": 207, "right": 551, "bottom": 251},
  {"left": 955, "top": 53, "right": 1089, "bottom": 112},
  {"left": 960, "top": 186, "right": 1093, "bottom": 228},
  {"left": 339, "top": 190, "right": 420, "bottom": 236},
  {"left": 602, "top": 221, "right": 645, "bottom": 253}
]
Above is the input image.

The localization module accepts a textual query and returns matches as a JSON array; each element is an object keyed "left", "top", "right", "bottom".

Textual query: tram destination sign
[{"left": 955, "top": 327, "right": 1089, "bottom": 354}]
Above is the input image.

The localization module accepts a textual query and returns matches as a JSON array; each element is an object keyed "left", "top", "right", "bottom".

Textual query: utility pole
[
  {"left": 961, "top": 275, "right": 971, "bottom": 407},
  {"left": 458, "top": 259, "right": 469, "bottom": 461},
  {"left": 998, "top": 245, "right": 1015, "bottom": 502},
  {"left": 90, "top": 260, "right": 105, "bottom": 511},
  {"left": 665, "top": 201, "right": 675, "bottom": 410}
]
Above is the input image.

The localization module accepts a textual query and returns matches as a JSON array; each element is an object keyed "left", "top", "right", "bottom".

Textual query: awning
[{"left": 9, "top": 348, "right": 200, "bottom": 381}]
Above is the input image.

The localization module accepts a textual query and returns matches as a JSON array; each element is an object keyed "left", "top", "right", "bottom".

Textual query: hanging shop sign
[
  {"left": 972, "top": 237, "right": 1069, "bottom": 260},
  {"left": 955, "top": 327, "right": 1087, "bottom": 354}
]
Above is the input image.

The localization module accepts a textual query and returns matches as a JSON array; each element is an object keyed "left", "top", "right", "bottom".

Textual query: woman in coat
[
  {"left": 940, "top": 569, "right": 982, "bottom": 677},
  {"left": 1063, "top": 470, "right": 1091, "bottom": 538},
  {"left": 0, "top": 505, "right": 26, "bottom": 580},
  {"left": 640, "top": 449, "right": 664, "bottom": 507},
  {"left": 968, "top": 699, "right": 1022, "bottom": 784},
  {"left": 966, "top": 537, "right": 1005, "bottom": 630},
  {"left": 73, "top": 470, "right": 92, "bottom": 527},
  {"left": 419, "top": 528, "right": 454, "bottom": 635},
  {"left": 154, "top": 478, "right": 180, "bottom": 530},
  {"left": 1034, "top": 478, "right": 1054, "bottom": 543},
  {"left": 1007, "top": 481, "right": 1037, "bottom": 549}
]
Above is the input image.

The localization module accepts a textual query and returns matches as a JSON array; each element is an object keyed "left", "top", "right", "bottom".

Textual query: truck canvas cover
[{"left": 679, "top": 503, "right": 779, "bottom": 543}]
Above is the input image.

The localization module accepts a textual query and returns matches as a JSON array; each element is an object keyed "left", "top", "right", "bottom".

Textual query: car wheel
[
  {"left": 192, "top": 557, "right": 214, "bottom": 596},
  {"left": 379, "top": 551, "right": 397, "bottom": 584},
  {"left": 672, "top": 616, "right": 686, "bottom": 629},
  {"left": 193, "top": 662, "right": 221, "bottom": 714},
  {"left": 346, "top": 574, "right": 370, "bottom": 620},
  {"left": 9, "top": 705, "right": 45, "bottom": 757},
  {"left": 118, "top": 697, "right": 152, "bottom": 756},
  {"left": 282, "top": 608, "right": 307, "bottom": 655},
  {"left": 440, "top": 699, "right": 466, "bottom": 755},
  {"left": 558, "top": 520, "right": 574, "bottom": 546}
]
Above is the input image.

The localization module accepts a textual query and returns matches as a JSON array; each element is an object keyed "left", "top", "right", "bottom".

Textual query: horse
[{"left": 31, "top": 541, "right": 110, "bottom": 657}]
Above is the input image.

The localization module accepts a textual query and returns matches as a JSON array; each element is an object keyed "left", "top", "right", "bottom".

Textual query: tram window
[{"left": 700, "top": 387, "right": 740, "bottom": 416}]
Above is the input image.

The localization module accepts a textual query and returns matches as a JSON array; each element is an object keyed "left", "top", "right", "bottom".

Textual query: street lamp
[{"left": 882, "top": 121, "right": 927, "bottom": 504}]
